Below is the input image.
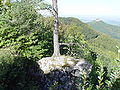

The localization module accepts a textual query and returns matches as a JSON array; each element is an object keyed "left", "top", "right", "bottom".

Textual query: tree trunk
[{"left": 52, "top": 0, "right": 60, "bottom": 56}]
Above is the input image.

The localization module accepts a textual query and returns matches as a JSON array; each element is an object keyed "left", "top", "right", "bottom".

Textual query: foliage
[
  {"left": 76, "top": 61, "right": 112, "bottom": 90},
  {"left": 0, "top": 0, "right": 11, "bottom": 6},
  {"left": 0, "top": 0, "right": 120, "bottom": 89},
  {"left": 59, "top": 17, "right": 120, "bottom": 69},
  {"left": 59, "top": 17, "right": 120, "bottom": 90},
  {"left": 109, "top": 65, "right": 120, "bottom": 89},
  {"left": 0, "top": 0, "right": 53, "bottom": 59},
  {"left": 59, "top": 17, "right": 100, "bottom": 40},
  {"left": 59, "top": 20, "right": 96, "bottom": 64},
  {"left": 88, "top": 34, "right": 120, "bottom": 58},
  {"left": 0, "top": 54, "right": 43, "bottom": 90},
  {"left": 49, "top": 81, "right": 59, "bottom": 90}
]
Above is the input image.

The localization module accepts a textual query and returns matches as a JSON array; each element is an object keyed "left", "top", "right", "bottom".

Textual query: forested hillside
[
  {"left": 60, "top": 17, "right": 120, "bottom": 59},
  {"left": 59, "top": 17, "right": 100, "bottom": 40},
  {"left": 0, "top": 0, "right": 119, "bottom": 90},
  {"left": 87, "top": 20, "right": 120, "bottom": 41}
]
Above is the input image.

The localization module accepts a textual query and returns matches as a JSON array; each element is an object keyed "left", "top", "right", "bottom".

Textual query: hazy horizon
[{"left": 44, "top": 0, "right": 120, "bottom": 25}]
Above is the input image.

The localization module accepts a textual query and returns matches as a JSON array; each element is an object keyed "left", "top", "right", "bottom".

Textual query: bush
[
  {"left": 0, "top": 54, "right": 44, "bottom": 90},
  {"left": 0, "top": 1, "right": 54, "bottom": 60},
  {"left": 76, "top": 61, "right": 112, "bottom": 90}
]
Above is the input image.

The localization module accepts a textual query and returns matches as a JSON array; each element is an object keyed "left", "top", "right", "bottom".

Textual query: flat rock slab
[{"left": 37, "top": 56, "right": 92, "bottom": 74}]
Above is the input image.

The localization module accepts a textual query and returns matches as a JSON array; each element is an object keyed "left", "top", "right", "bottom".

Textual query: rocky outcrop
[
  {"left": 37, "top": 56, "right": 92, "bottom": 75},
  {"left": 37, "top": 56, "right": 92, "bottom": 90},
  {"left": 37, "top": 56, "right": 77, "bottom": 74}
]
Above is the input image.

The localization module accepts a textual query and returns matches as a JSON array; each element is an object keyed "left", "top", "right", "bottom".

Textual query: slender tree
[{"left": 52, "top": 0, "right": 60, "bottom": 56}]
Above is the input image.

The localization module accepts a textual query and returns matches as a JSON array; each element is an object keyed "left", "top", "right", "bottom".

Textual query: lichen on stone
[{"left": 37, "top": 56, "right": 91, "bottom": 74}]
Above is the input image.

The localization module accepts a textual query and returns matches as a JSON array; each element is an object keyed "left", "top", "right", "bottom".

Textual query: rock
[
  {"left": 37, "top": 56, "right": 91, "bottom": 75},
  {"left": 37, "top": 56, "right": 76, "bottom": 74},
  {"left": 37, "top": 56, "right": 92, "bottom": 90}
]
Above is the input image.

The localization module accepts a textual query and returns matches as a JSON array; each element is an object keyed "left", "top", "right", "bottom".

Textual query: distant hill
[
  {"left": 87, "top": 20, "right": 120, "bottom": 41},
  {"left": 59, "top": 17, "right": 120, "bottom": 62},
  {"left": 59, "top": 17, "right": 100, "bottom": 40}
]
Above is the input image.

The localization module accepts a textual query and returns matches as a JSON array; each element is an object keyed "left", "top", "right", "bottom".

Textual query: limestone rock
[
  {"left": 37, "top": 56, "right": 76, "bottom": 74},
  {"left": 36, "top": 56, "right": 92, "bottom": 90},
  {"left": 37, "top": 56, "right": 91, "bottom": 75}
]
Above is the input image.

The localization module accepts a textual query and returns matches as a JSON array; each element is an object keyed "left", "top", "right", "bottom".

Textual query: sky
[{"left": 44, "top": 0, "right": 120, "bottom": 17}]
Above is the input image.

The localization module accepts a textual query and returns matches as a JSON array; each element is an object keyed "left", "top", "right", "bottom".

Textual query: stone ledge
[{"left": 37, "top": 56, "right": 92, "bottom": 74}]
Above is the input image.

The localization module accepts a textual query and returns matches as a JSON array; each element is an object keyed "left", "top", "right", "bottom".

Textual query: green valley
[{"left": 59, "top": 17, "right": 120, "bottom": 69}]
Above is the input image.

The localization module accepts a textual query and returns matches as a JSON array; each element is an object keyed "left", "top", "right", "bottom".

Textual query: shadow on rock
[{"left": 0, "top": 56, "right": 92, "bottom": 90}]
